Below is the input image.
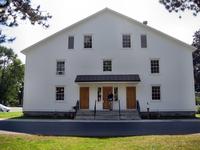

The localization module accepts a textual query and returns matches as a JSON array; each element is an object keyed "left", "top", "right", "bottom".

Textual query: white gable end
[{"left": 22, "top": 8, "right": 196, "bottom": 118}]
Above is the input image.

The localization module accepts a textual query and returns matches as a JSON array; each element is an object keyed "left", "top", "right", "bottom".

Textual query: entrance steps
[{"left": 75, "top": 110, "right": 141, "bottom": 120}]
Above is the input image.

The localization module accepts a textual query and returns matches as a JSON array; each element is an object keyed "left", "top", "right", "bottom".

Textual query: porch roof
[{"left": 75, "top": 74, "right": 140, "bottom": 83}]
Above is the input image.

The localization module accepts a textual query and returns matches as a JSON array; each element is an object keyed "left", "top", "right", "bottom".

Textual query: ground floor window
[
  {"left": 114, "top": 87, "right": 118, "bottom": 101},
  {"left": 56, "top": 87, "right": 64, "bottom": 101},
  {"left": 152, "top": 86, "right": 160, "bottom": 100},
  {"left": 97, "top": 87, "right": 102, "bottom": 101}
]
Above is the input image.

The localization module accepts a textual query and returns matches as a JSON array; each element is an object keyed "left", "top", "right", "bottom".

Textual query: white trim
[
  {"left": 67, "top": 35, "right": 75, "bottom": 50},
  {"left": 149, "top": 58, "right": 160, "bottom": 76},
  {"left": 56, "top": 59, "right": 66, "bottom": 76},
  {"left": 150, "top": 84, "right": 161, "bottom": 102},
  {"left": 83, "top": 34, "right": 93, "bottom": 49},
  {"left": 55, "top": 85, "right": 65, "bottom": 102},
  {"left": 140, "top": 34, "right": 147, "bottom": 48},
  {"left": 121, "top": 33, "right": 133, "bottom": 49},
  {"left": 103, "top": 59, "right": 112, "bottom": 72},
  {"left": 21, "top": 8, "right": 196, "bottom": 54}
]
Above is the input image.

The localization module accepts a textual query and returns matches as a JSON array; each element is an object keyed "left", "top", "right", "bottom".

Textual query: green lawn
[
  {"left": 0, "top": 112, "right": 23, "bottom": 119},
  {"left": 0, "top": 134, "right": 200, "bottom": 150},
  {"left": 196, "top": 114, "right": 200, "bottom": 118}
]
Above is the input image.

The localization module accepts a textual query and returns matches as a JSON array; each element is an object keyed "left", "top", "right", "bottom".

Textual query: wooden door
[
  {"left": 126, "top": 87, "right": 136, "bottom": 109},
  {"left": 103, "top": 87, "right": 113, "bottom": 109},
  {"left": 80, "top": 87, "right": 89, "bottom": 109}
]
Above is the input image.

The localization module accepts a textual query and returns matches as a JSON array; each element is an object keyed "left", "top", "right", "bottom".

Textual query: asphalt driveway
[{"left": 0, "top": 119, "right": 200, "bottom": 137}]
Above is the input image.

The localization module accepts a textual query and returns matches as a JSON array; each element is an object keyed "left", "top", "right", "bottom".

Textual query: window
[
  {"left": 141, "top": 34, "right": 147, "bottom": 48},
  {"left": 97, "top": 87, "right": 101, "bottom": 101},
  {"left": 56, "top": 61, "right": 65, "bottom": 75},
  {"left": 114, "top": 87, "right": 118, "bottom": 101},
  {"left": 122, "top": 34, "right": 131, "bottom": 48},
  {"left": 103, "top": 60, "right": 112, "bottom": 71},
  {"left": 152, "top": 86, "right": 161, "bottom": 100},
  {"left": 68, "top": 36, "right": 74, "bottom": 49},
  {"left": 56, "top": 87, "right": 64, "bottom": 101},
  {"left": 151, "top": 59, "right": 159, "bottom": 74},
  {"left": 84, "top": 35, "right": 92, "bottom": 48}
]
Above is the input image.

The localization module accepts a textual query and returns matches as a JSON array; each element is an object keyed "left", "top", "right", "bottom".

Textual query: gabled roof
[{"left": 21, "top": 8, "right": 196, "bottom": 54}]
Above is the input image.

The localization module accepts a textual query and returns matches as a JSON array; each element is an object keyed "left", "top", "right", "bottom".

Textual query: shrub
[
  {"left": 197, "top": 105, "right": 200, "bottom": 114},
  {"left": 196, "top": 97, "right": 200, "bottom": 105}
]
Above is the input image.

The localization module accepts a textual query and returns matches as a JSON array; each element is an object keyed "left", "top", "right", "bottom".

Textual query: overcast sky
[{"left": 2, "top": 0, "right": 200, "bottom": 63}]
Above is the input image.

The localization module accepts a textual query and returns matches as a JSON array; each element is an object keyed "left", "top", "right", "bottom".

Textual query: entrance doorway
[
  {"left": 126, "top": 87, "right": 136, "bottom": 109},
  {"left": 80, "top": 87, "right": 89, "bottom": 109},
  {"left": 103, "top": 87, "right": 113, "bottom": 109}
]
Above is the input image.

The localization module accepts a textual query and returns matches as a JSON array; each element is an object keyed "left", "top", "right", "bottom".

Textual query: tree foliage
[
  {"left": 160, "top": 0, "right": 200, "bottom": 16},
  {"left": 192, "top": 29, "right": 200, "bottom": 91},
  {"left": 0, "top": 0, "right": 51, "bottom": 43},
  {"left": 0, "top": 46, "right": 24, "bottom": 105}
]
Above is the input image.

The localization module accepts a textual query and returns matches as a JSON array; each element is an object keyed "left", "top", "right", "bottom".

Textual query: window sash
[
  {"left": 122, "top": 34, "right": 131, "bottom": 48},
  {"left": 103, "top": 60, "right": 112, "bottom": 71},
  {"left": 141, "top": 35, "right": 147, "bottom": 48},
  {"left": 152, "top": 86, "right": 160, "bottom": 100},
  {"left": 114, "top": 87, "right": 118, "bottom": 101},
  {"left": 68, "top": 36, "right": 74, "bottom": 49},
  {"left": 56, "top": 87, "right": 64, "bottom": 100},
  {"left": 84, "top": 35, "right": 92, "bottom": 48},
  {"left": 56, "top": 61, "right": 65, "bottom": 75},
  {"left": 151, "top": 60, "right": 159, "bottom": 74}
]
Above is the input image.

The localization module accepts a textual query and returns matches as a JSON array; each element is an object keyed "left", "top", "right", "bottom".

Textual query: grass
[
  {"left": 0, "top": 112, "right": 23, "bottom": 119},
  {"left": 196, "top": 114, "right": 200, "bottom": 118},
  {"left": 0, "top": 134, "right": 200, "bottom": 150}
]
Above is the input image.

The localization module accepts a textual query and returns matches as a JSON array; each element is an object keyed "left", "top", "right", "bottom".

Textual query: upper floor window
[
  {"left": 68, "top": 36, "right": 74, "bottom": 49},
  {"left": 141, "top": 34, "right": 147, "bottom": 48},
  {"left": 56, "top": 61, "right": 65, "bottom": 75},
  {"left": 152, "top": 86, "right": 161, "bottom": 100},
  {"left": 151, "top": 59, "right": 159, "bottom": 74},
  {"left": 122, "top": 34, "right": 131, "bottom": 48},
  {"left": 103, "top": 60, "right": 112, "bottom": 72},
  {"left": 84, "top": 35, "right": 92, "bottom": 48},
  {"left": 56, "top": 87, "right": 64, "bottom": 101}
]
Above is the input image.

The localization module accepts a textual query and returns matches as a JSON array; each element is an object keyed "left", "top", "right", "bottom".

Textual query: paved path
[
  {"left": 10, "top": 107, "right": 22, "bottom": 112},
  {"left": 0, "top": 119, "right": 200, "bottom": 137}
]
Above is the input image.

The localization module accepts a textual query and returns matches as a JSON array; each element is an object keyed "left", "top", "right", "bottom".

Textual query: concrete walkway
[{"left": 0, "top": 119, "right": 200, "bottom": 136}]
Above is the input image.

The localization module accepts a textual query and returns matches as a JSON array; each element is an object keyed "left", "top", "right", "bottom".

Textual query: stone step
[{"left": 75, "top": 110, "right": 141, "bottom": 120}]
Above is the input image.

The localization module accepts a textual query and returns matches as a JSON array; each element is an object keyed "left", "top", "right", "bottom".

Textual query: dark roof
[{"left": 75, "top": 74, "right": 140, "bottom": 82}]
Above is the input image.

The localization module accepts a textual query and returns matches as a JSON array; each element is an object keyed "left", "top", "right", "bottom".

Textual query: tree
[
  {"left": 0, "top": 46, "right": 24, "bottom": 105},
  {"left": 0, "top": 0, "right": 51, "bottom": 43},
  {"left": 193, "top": 30, "right": 200, "bottom": 91},
  {"left": 159, "top": 0, "right": 200, "bottom": 17}
]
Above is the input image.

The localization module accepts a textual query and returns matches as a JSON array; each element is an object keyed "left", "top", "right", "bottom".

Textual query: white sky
[{"left": 2, "top": 0, "right": 200, "bottom": 63}]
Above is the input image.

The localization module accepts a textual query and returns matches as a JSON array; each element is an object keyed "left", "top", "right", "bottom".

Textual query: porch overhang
[{"left": 75, "top": 74, "right": 141, "bottom": 83}]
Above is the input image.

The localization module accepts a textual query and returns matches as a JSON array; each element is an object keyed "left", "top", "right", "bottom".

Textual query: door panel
[
  {"left": 103, "top": 87, "right": 113, "bottom": 109},
  {"left": 80, "top": 87, "right": 89, "bottom": 109},
  {"left": 126, "top": 87, "right": 136, "bottom": 109}
]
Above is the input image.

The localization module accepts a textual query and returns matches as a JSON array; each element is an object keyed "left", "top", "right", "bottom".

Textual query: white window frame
[
  {"left": 151, "top": 85, "right": 161, "bottom": 101},
  {"left": 83, "top": 34, "right": 93, "bottom": 49},
  {"left": 68, "top": 35, "right": 74, "bottom": 49},
  {"left": 122, "top": 34, "right": 132, "bottom": 49},
  {"left": 56, "top": 60, "right": 65, "bottom": 75},
  {"left": 55, "top": 86, "right": 65, "bottom": 101},
  {"left": 141, "top": 34, "right": 147, "bottom": 48},
  {"left": 150, "top": 58, "right": 160, "bottom": 75},
  {"left": 103, "top": 59, "right": 112, "bottom": 72}
]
